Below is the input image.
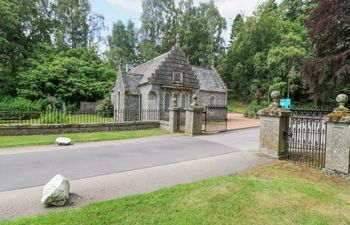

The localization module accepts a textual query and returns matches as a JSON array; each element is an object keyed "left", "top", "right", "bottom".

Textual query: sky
[{"left": 90, "top": 0, "right": 274, "bottom": 49}]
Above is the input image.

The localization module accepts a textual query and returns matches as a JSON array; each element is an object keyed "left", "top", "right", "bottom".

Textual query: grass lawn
[
  {"left": 2, "top": 161, "right": 350, "bottom": 225},
  {"left": 227, "top": 99, "right": 248, "bottom": 113},
  {"left": 0, "top": 129, "right": 168, "bottom": 148}
]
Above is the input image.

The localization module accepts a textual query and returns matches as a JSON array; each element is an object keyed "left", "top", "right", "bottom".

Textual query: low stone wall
[{"left": 0, "top": 121, "right": 160, "bottom": 136}]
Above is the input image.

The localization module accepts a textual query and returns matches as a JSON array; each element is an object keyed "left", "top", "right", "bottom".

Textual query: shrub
[
  {"left": 0, "top": 97, "right": 43, "bottom": 111},
  {"left": 0, "top": 97, "right": 44, "bottom": 119},
  {"left": 97, "top": 96, "right": 113, "bottom": 117},
  {"left": 39, "top": 105, "right": 68, "bottom": 124},
  {"left": 244, "top": 100, "right": 269, "bottom": 118},
  {"left": 66, "top": 103, "right": 79, "bottom": 113}
]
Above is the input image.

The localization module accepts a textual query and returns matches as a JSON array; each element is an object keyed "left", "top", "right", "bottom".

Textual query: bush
[
  {"left": 66, "top": 103, "right": 79, "bottom": 113},
  {"left": 0, "top": 97, "right": 44, "bottom": 119},
  {"left": 244, "top": 100, "right": 269, "bottom": 118},
  {"left": 0, "top": 97, "right": 43, "bottom": 111},
  {"left": 39, "top": 106, "right": 68, "bottom": 124},
  {"left": 97, "top": 96, "right": 113, "bottom": 117}
]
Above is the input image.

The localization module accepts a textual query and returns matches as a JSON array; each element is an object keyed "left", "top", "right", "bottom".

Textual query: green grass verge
[
  {"left": 0, "top": 129, "right": 168, "bottom": 148},
  {"left": 2, "top": 162, "right": 350, "bottom": 225},
  {"left": 227, "top": 99, "right": 248, "bottom": 113}
]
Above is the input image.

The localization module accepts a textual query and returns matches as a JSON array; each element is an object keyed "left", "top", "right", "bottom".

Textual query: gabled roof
[
  {"left": 128, "top": 51, "right": 170, "bottom": 84},
  {"left": 192, "top": 66, "right": 227, "bottom": 92},
  {"left": 114, "top": 36, "right": 226, "bottom": 94}
]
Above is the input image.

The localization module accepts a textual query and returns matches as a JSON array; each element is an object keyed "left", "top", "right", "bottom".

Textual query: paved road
[
  {"left": 0, "top": 128, "right": 274, "bottom": 221},
  {"left": 0, "top": 128, "right": 259, "bottom": 192}
]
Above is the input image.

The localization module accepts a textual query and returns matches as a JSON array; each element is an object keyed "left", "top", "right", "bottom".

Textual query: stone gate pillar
[
  {"left": 168, "top": 99, "right": 179, "bottom": 133},
  {"left": 185, "top": 95, "right": 204, "bottom": 136},
  {"left": 324, "top": 94, "right": 350, "bottom": 175},
  {"left": 258, "top": 91, "right": 291, "bottom": 158}
]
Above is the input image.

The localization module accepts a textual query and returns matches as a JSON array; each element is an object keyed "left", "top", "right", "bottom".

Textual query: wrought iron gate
[
  {"left": 202, "top": 105, "right": 228, "bottom": 133},
  {"left": 287, "top": 109, "right": 332, "bottom": 168}
]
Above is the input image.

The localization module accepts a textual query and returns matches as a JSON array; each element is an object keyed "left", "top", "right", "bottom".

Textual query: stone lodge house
[{"left": 111, "top": 36, "right": 227, "bottom": 121}]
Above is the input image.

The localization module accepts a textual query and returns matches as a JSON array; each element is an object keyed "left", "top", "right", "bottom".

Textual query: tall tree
[
  {"left": 108, "top": 20, "right": 137, "bottom": 68},
  {"left": 0, "top": 0, "right": 53, "bottom": 96},
  {"left": 178, "top": 1, "right": 226, "bottom": 66},
  {"left": 220, "top": 0, "right": 312, "bottom": 100},
  {"left": 279, "top": 0, "right": 314, "bottom": 23},
  {"left": 17, "top": 45, "right": 114, "bottom": 104},
  {"left": 139, "top": 0, "right": 226, "bottom": 66},
  {"left": 301, "top": 0, "right": 350, "bottom": 104},
  {"left": 53, "top": 0, "right": 104, "bottom": 48},
  {"left": 139, "top": 0, "right": 177, "bottom": 60},
  {"left": 229, "top": 14, "right": 243, "bottom": 44}
]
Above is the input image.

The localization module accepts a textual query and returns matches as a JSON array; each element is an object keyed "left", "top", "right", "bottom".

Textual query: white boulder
[
  {"left": 55, "top": 137, "right": 72, "bottom": 146},
  {"left": 41, "top": 174, "right": 70, "bottom": 206}
]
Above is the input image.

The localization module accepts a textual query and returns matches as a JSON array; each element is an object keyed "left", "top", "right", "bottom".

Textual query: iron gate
[
  {"left": 202, "top": 105, "right": 228, "bottom": 133},
  {"left": 287, "top": 109, "right": 332, "bottom": 168}
]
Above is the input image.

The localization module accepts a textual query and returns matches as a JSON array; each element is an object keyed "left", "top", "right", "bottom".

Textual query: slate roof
[
  {"left": 128, "top": 51, "right": 170, "bottom": 84},
  {"left": 123, "top": 50, "right": 226, "bottom": 93},
  {"left": 192, "top": 66, "right": 227, "bottom": 92},
  {"left": 123, "top": 74, "right": 142, "bottom": 94}
]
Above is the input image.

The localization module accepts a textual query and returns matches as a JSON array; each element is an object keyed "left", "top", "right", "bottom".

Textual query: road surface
[{"left": 0, "top": 128, "right": 273, "bottom": 220}]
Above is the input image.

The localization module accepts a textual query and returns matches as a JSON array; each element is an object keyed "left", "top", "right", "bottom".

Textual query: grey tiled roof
[
  {"left": 123, "top": 50, "right": 226, "bottom": 93},
  {"left": 192, "top": 66, "right": 227, "bottom": 92},
  {"left": 128, "top": 51, "right": 170, "bottom": 84},
  {"left": 124, "top": 74, "right": 142, "bottom": 93}
]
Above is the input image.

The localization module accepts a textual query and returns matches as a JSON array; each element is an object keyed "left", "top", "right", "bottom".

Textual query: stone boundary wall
[
  {"left": 0, "top": 122, "right": 160, "bottom": 136},
  {"left": 159, "top": 120, "right": 170, "bottom": 132}
]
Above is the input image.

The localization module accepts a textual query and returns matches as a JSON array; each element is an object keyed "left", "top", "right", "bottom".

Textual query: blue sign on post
[{"left": 280, "top": 98, "right": 291, "bottom": 109}]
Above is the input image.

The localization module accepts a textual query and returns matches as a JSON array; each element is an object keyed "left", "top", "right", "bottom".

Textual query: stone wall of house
[
  {"left": 125, "top": 95, "right": 139, "bottom": 111},
  {"left": 111, "top": 75, "right": 126, "bottom": 110},
  {"left": 198, "top": 90, "right": 227, "bottom": 106},
  {"left": 0, "top": 122, "right": 160, "bottom": 136}
]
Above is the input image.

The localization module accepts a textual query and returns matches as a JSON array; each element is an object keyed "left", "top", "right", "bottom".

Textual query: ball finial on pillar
[
  {"left": 271, "top": 91, "right": 280, "bottom": 103},
  {"left": 336, "top": 94, "right": 349, "bottom": 108}
]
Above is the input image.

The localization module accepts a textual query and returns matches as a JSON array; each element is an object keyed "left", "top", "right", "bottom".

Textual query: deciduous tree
[{"left": 301, "top": 0, "right": 350, "bottom": 104}]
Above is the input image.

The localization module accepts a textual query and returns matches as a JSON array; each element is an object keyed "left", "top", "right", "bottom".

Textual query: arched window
[
  {"left": 164, "top": 92, "right": 170, "bottom": 111},
  {"left": 173, "top": 94, "right": 178, "bottom": 106},
  {"left": 181, "top": 94, "right": 186, "bottom": 109},
  {"left": 117, "top": 92, "right": 121, "bottom": 109},
  {"left": 210, "top": 96, "right": 215, "bottom": 106}
]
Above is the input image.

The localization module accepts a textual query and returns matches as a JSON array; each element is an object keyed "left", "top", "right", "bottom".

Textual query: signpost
[{"left": 280, "top": 98, "right": 291, "bottom": 109}]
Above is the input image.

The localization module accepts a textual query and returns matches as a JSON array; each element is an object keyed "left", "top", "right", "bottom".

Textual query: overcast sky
[{"left": 90, "top": 0, "right": 276, "bottom": 48}]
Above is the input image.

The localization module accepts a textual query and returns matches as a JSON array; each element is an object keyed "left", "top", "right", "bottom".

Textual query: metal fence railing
[
  {"left": 286, "top": 108, "right": 332, "bottom": 169},
  {"left": 0, "top": 109, "right": 169, "bottom": 125}
]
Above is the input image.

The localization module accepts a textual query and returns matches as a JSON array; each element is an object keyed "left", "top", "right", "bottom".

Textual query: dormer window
[{"left": 173, "top": 70, "right": 183, "bottom": 83}]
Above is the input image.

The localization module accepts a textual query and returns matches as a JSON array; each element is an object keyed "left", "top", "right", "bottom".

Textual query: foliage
[
  {"left": 139, "top": 0, "right": 226, "bottom": 66},
  {"left": 53, "top": 0, "right": 105, "bottom": 48},
  {"left": 301, "top": 0, "right": 350, "bottom": 104},
  {"left": 2, "top": 162, "right": 350, "bottom": 224},
  {"left": 0, "top": 97, "right": 43, "bottom": 111},
  {"left": 227, "top": 100, "right": 248, "bottom": 113},
  {"left": 17, "top": 45, "right": 115, "bottom": 104},
  {"left": 107, "top": 20, "right": 138, "bottom": 68},
  {"left": 0, "top": 0, "right": 106, "bottom": 97},
  {"left": 96, "top": 96, "right": 114, "bottom": 117},
  {"left": 243, "top": 100, "right": 269, "bottom": 118},
  {"left": 0, "top": 0, "right": 53, "bottom": 96},
  {"left": 39, "top": 110, "right": 69, "bottom": 124},
  {"left": 220, "top": 0, "right": 313, "bottom": 101},
  {"left": 0, "top": 97, "right": 43, "bottom": 119}
]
